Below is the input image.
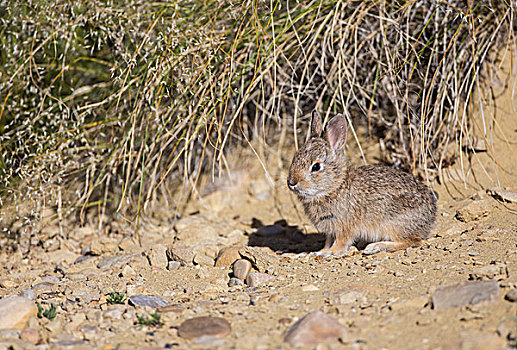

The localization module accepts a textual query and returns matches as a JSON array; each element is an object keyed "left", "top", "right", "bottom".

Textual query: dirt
[{"left": 1, "top": 60, "right": 517, "bottom": 349}]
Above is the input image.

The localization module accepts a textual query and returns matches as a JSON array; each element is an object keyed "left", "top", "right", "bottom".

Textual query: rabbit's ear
[
  {"left": 325, "top": 114, "right": 348, "bottom": 150},
  {"left": 310, "top": 110, "right": 323, "bottom": 138}
]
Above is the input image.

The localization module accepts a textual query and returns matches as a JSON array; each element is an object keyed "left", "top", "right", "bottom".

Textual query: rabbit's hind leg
[{"left": 362, "top": 238, "right": 420, "bottom": 255}]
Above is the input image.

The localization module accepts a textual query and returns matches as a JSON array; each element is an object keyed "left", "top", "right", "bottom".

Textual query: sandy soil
[{"left": 0, "top": 57, "right": 516, "bottom": 350}]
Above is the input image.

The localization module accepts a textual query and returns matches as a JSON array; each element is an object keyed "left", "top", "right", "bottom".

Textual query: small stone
[
  {"left": 0, "top": 296, "right": 37, "bottom": 329},
  {"left": 121, "top": 265, "right": 136, "bottom": 277},
  {"left": 193, "top": 253, "right": 214, "bottom": 267},
  {"left": 45, "top": 318, "right": 63, "bottom": 334},
  {"left": 214, "top": 247, "right": 241, "bottom": 267},
  {"left": 256, "top": 225, "right": 285, "bottom": 237},
  {"left": 470, "top": 264, "right": 505, "bottom": 280},
  {"left": 455, "top": 199, "right": 491, "bottom": 222},
  {"left": 168, "top": 261, "right": 181, "bottom": 270},
  {"left": 431, "top": 281, "right": 499, "bottom": 309},
  {"left": 81, "top": 324, "right": 100, "bottom": 341},
  {"left": 20, "top": 328, "right": 39, "bottom": 343},
  {"left": 89, "top": 237, "right": 119, "bottom": 255},
  {"left": 331, "top": 289, "right": 366, "bottom": 305},
  {"left": 167, "top": 245, "right": 195, "bottom": 266},
  {"left": 18, "top": 289, "right": 37, "bottom": 300},
  {"left": 97, "top": 254, "right": 132, "bottom": 269},
  {"left": 487, "top": 187, "right": 517, "bottom": 203},
  {"left": 146, "top": 244, "right": 168, "bottom": 269},
  {"left": 238, "top": 246, "right": 278, "bottom": 273},
  {"left": 246, "top": 273, "right": 276, "bottom": 287},
  {"left": 504, "top": 288, "right": 517, "bottom": 302},
  {"left": 178, "top": 316, "right": 231, "bottom": 339},
  {"left": 228, "top": 278, "right": 244, "bottom": 287},
  {"left": 284, "top": 310, "right": 349, "bottom": 347},
  {"left": 0, "top": 329, "right": 20, "bottom": 339},
  {"left": 233, "top": 259, "right": 252, "bottom": 280},
  {"left": 0, "top": 280, "right": 17, "bottom": 289},
  {"left": 301, "top": 284, "right": 319, "bottom": 292},
  {"left": 103, "top": 305, "right": 125, "bottom": 319},
  {"left": 128, "top": 295, "right": 169, "bottom": 308}
]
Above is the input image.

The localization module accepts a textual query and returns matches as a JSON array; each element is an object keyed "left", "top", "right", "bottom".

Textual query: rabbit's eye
[{"left": 311, "top": 162, "right": 321, "bottom": 172}]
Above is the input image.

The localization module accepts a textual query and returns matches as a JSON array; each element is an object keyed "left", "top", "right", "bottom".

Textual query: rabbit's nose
[{"left": 287, "top": 176, "right": 297, "bottom": 188}]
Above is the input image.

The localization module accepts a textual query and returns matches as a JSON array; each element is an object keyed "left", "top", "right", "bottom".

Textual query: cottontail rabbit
[{"left": 287, "top": 111, "right": 437, "bottom": 256}]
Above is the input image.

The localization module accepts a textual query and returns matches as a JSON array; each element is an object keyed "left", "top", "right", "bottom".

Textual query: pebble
[
  {"left": 0, "top": 296, "right": 37, "bottom": 329},
  {"left": 168, "top": 261, "right": 181, "bottom": 270},
  {"left": 487, "top": 187, "right": 517, "bottom": 203},
  {"left": 233, "top": 259, "right": 252, "bottom": 280},
  {"left": 0, "top": 280, "right": 17, "bottom": 289},
  {"left": 214, "top": 247, "right": 241, "bottom": 267},
  {"left": 20, "top": 328, "right": 40, "bottom": 343},
  {"left": 89, "top": 237, "right": 120, "bottom": 255},
  {"left": 167, "top": 245, "right": 195, "bottom": 266},
  {"left": 455, "top": 199, "right": 491, "bottom": 222},
  {"left": 146, "top": 244, "right": 168, "bottom": 269},
  {"left": 178, "top": 316, "right": 231, "bottom": 339},
  {"left": 284, "top": 310, "right": 349, "bottom": 347},
  {"left": 19, "top": 289, "right": 37, "bottom": 300},
  {"left": 0, "top": 329, "right": 20, "bottom": 339},
  {"left": 246, "top": 273, "right": 276, "bottom": 287},
  {"left": 193, "top": 253, "right": 214, "bottom": 267},
  {"left": 97, "top": 255, "right": 132, "bottom": 269},
  {"left": 301, "top": 284, "right": 319, "bottom": 292},
  {"left": 431, "top": 280, "right": 499, "bottom": 309},
  {"left": 470, "top": 264, "right": 505, "bottom": 280},
  {"left": 121, "top": 265, "right": 137, "bottom": 277},
  {"left": 128, "top": 295, "right": 169, "bottom": 308},
  {"left": 331, "top": 289, "right": 366, "bottom": 305},
  {"left": 81, "top": 324, "right": 100, "bottom": 341},
  {"left": 256, "top": 225, "right": 285, "bottom": 237},
  {"left": 228, "top": 277, "right": 244, "bottom": 287},
  {"left": 504, "top": 288, "right": 517, "bottom": 302}
]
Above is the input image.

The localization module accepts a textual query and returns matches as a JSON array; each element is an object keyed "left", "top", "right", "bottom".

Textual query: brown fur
[{"left": 287, "top": 111, "right": 437, "bottom": 256}]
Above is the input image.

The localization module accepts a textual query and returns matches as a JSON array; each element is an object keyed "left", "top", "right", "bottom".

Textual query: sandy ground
[{"left": 0, "top": 57, "right": 516, "bottom": 349}]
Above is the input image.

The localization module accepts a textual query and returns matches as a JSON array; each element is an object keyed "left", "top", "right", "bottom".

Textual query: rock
[
  {"left": 246, "top": 273, "right": 276, "bottom": 287},
  {"left": 18, "top": 289, "right": 37, "bottom": 300},
  {"left": 177, "top": 316, "right": 231, "bottom": 339},
  {"left": 214, "top": 247, "right": 241, "bottom": 267},
  {"left": 301, "top": 284, "right": 319, "bottom": 292},
  {"left": 487, "top": 187, "right": 517, "bottom": 203},
  {"left": 390, "top": 296, "right": 428, "bottom": 311},
  {"left": 0, "top": 280, "right": 17, "bottom": 289},
  {"left": 97, "top": 255, "right": 132, "bottom": 269},
  {"left": 238, "top": 246, "right": 278, "bottom": 273},
  {"left": 0, "top": 296, "right": 37, "bottom": 329},
  {"left": 0, "top": 329, "right": 20, "bottom": 339},
  {"left": 284, "top": 310, "right": 348, "bottom": 347},
  {"left": 431, "top": 281, "right": 499, "bottom": 309},
  {"left": 103, "top": 305, "right": 125, "bottom": 320},
  {"left": 331, "top": 289, "right": 366, "bottom": 305},
  {"left": 118, "top": 235, "right": 139, "bottom": 252},
  {"left": 128, "top": 295, "right": 169, "bottom": 308},
  {"left": 228, "top": 278, "right": 244, "bottom": 287},
  {"left": 80, "top": 324, "right": 100, "bottom": 341},
  {"left": 256, "top": 225, "right": 285, "bottom": 237},
  {"left": 193, "top": 253, "right": 214, "bottom": 267},
  {"left": 120, "top": 265, "right": 136, "bottom": 277},
  {"left": 89, "top": 237, "right": 119, "bottom": 255},
  {"left": 167, "top": 245, "right": 195, "bottom": 266},
  {"left": 504, "top": 288, "right": 517, "bottom": 302},
  {"left": 470, "top": 264, "right": 506, "bottom": 280},
  {"left": 455, "top": 199, "right": 491, "bottom": 222},
  {"left": 233, "top": 259, "right": 252, "bottom": 280},
  {"left": 45, "top": 318, "right": 63, "bottom": 333},
  {"left": 146, "top": 244, "right": 168, "bottom": 269},
  {"left": 168, "top": 261, "right": 181, "bottom": 270},
  {"left": 20, "top": 328, "right": 39, "bottom": 343}
]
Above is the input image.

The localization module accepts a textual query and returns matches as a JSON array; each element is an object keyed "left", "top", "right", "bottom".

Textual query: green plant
[
  {"left": 107, "top": 292, "right": 127, "bottom": 305},
  {"left": 36, "top": 302, "right": 57, "bottom": 320},
  {"left": 136, "top": 312, "right": 163, "bottom": 327}
]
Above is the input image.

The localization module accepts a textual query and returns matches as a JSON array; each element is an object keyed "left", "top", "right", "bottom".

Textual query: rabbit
[{"left": 287, "top": 111, "right": 437, "bottom": 256}]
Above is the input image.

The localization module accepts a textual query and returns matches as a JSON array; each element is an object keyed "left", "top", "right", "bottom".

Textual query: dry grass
[{"left": 0, "top": 0, "right": 515, "bottom": 245}]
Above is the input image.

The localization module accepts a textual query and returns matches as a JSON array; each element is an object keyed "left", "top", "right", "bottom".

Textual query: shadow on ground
[{"left": 247, "top": 218, "right": 326, "bottom": 254}]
